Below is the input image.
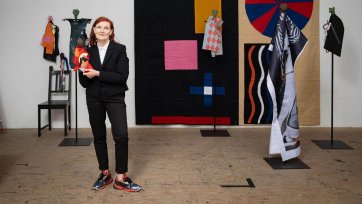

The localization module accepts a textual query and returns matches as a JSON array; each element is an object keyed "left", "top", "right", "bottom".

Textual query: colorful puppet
[
  {"left": 73, "top": 40, "right": 93, "bottom": 71},
  {"left": 59, "top": 52, "right": 70, "bottom": 92},
  {"left": 60, "top": 53, "right": 70, "bottom": 72}
]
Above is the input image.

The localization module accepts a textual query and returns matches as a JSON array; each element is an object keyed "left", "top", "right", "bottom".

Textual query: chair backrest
[{"left": 48, "top": 66, "right": 72, "bottom": 102}]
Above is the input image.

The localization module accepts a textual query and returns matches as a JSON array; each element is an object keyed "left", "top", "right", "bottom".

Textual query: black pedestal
[
  {"left": 201, "top": 129, "right": 230, "bottom": 137},
  {"left": 311, "top": 140, "right": 353, "bottom": 149},
  {"left": 264, "top": 157, "right": 310, "bottom": 169},
  {"left": 59, "top": 138, "right": 93, "bottom": 146}
]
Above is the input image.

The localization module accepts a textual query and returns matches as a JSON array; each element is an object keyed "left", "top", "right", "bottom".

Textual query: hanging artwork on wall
[
  {"left": 245, "top": 0, "right": 314, "bottom": 37},
  {"left": 135, "top": 0, "right": 239, "bottom": 125},
  {"left": 41, "top": 16, "right": 59, "bottom": 62},
  {"left": 240, "top": 0, "right": 320, "bottom": 125},
  {"left": 244, "top": 43, "right": 273, "bottom": 124},
  {"left": 194, "top": 0, "right": 222, "bottom": 34}
]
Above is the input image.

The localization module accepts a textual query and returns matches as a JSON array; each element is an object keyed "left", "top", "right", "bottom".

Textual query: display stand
[
  {"left": 264, "top": 156, "right": 310, "bottom": 169},
  {"left": 59, "top": 11, "right": 93, "bottom": 146},
  {"left": 200, "top": 57, "right": 230, "bottom": 137},
  {"left": 312, "top": 8, "right": 352, "bottom": 149},
  {"left": 262, "top": 4, "right": 310, "bottom": 170},
  {"left": 312, "top": 53, "right": 352, "bottom": 149},
  {"left": 200, "top": 10, "right": 229, "bottom": 137},
  {"left": 59, "top": 70, "right": 93, "bottom": 146}
]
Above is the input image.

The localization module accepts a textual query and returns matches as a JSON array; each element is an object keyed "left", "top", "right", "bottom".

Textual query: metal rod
[
  {"left": 331, "top": 53, "right": 334, "bottom": 146},
  {"left": 75, "top": 72, "right": 78, "bottom": 142},
  {"left": 213, "top": 57, "right": 216, "bottom": 131}
]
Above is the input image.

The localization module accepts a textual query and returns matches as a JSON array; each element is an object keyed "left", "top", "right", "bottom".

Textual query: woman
[{"left": 79, "top": 16, "right": 141, "bottom": 192}]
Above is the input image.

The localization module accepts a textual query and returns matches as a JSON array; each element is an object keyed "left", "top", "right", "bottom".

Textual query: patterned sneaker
[
  {"left": 113, "top": 176, "right": 142, "bottom": 192},
  {"left": 92, "top": 171, "right": 113, "bottom": 190}
]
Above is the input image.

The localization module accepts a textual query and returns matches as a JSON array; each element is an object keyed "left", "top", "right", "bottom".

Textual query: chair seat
[{"left": 38, "top": 100, "right": 70, "bottom": 108}]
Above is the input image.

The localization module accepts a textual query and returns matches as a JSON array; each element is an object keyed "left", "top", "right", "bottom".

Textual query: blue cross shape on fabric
[{"left": 190, "top": 73, "right": 225, "bottom": 107}]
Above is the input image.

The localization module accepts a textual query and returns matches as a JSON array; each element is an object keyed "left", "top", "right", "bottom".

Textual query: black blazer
[{"left": 79, "top": 42, "right": 129, "bottom": 98}]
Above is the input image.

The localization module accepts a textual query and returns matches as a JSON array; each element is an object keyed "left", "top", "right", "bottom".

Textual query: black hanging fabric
[{"left": 324, "top": 14, "right": 344, "bottom": 57}]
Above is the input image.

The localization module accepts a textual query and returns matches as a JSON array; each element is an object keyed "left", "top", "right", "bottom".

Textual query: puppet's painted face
[
  {"left": 73, "top": 9, "right": 79, "bottom": 19},
  {"left": 212, "top": 10, "right": 218, "bottom": 18},
  {"left": 93, "top": 21, "right": 113, "bottom": 43}
]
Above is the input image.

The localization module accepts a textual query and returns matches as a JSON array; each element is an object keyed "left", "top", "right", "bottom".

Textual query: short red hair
[{"left": 89, "top": 17, "right": 115, "bottom": 46}]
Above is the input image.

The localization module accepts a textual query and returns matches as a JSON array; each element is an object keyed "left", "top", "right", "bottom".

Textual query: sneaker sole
[{"left": 113, "top": 183, "right": 141, "bottom": 192}]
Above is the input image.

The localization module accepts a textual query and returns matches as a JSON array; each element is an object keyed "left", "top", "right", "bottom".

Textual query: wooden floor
[{"left": 0, "top": 127, "right": 361, "bottom": 203}]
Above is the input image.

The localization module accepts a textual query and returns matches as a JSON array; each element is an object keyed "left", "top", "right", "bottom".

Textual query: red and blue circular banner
[{"left": 245, "top": 0, "right": 314, "bottom": 37}]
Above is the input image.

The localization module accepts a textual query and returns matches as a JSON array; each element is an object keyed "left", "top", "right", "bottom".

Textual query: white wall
[
  {"left": 319, "top": 0, "right": 362, "bottom": 127},
  {"left": 0, "top": 0, "right": 134, "bottom": 128},
  {"left": 0, "top": 0, "right": 361, "bottom": 128}
]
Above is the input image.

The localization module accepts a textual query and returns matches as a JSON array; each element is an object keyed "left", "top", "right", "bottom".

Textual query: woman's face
[{"left": 93, "top": 21, "right": 112, "bottom": 42}]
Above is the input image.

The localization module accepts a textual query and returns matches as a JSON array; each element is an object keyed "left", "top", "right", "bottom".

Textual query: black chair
[{"left": 38, "top": 66, "right": 71, "bottom": 136}]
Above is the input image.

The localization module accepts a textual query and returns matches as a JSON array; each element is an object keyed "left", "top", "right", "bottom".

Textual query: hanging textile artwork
[
  {"left": 267, "top": 13, "right": 308, "bottom": 161},
  {"left": 41, "top": 16, "right": 59, "bottom": 62},
  {"left": 134, "top": 0, "right": 239, "bottom": 125},
  {"left": 245, "top": 0, "right": 314, "bottom": 37},
  {"left": 202, "top": 16, "right": 223, "bottom": 56},
  {"left": 323, "top": 13, "right": 344, "bottom": 57},
  {"left": 244, "top": 44, "right": 273, "bottom": 124},
  {"left": 63, "top": 18, "right": 91, "bottom": 68}
]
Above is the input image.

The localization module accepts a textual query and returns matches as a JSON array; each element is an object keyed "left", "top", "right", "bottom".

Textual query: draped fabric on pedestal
[
  {"left": 267, "top": 13, "right": 307, "bottom": 161},
  {"left": 202, "top": 16, "right": 223, "bottom": 56}
]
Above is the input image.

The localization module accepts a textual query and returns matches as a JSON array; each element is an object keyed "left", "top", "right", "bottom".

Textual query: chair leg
[
  {"left": 64, "top": 107, "right": 67, "bottom": 136},
  {"left": 48, "top": 108, "right": 52, "bottom": 130},
  {"left": 38, "top": 107, "right": 41, "bottom": 137},
  {"left": 68, "top": 105, "right": 71, "bottom": 130}
]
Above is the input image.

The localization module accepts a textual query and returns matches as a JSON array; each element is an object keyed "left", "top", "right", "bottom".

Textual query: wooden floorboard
[{"left": 0, "top": 127, "right": 361, "bottom": 203}]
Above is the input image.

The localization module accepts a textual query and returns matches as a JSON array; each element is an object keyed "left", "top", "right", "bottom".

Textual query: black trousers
[{"left": 86, "top": 92, "right": 128, "bottom": 174}]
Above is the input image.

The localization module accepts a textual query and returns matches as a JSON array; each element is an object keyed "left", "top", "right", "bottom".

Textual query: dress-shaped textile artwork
[
  {"left": 202, "top": 16, "right": 223, "bottom": 56},
  {"left": 267, "top": 13, "right": 308, "bottom": 161},
  {"left": 41, "top": 17, "right": 59, "bottom": 62},
  {"left": 64, "top": 18, "right": 91, "bottom": 68},
  {"left": 42, "top": 21, "right": 55, "bottom": 54}
]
